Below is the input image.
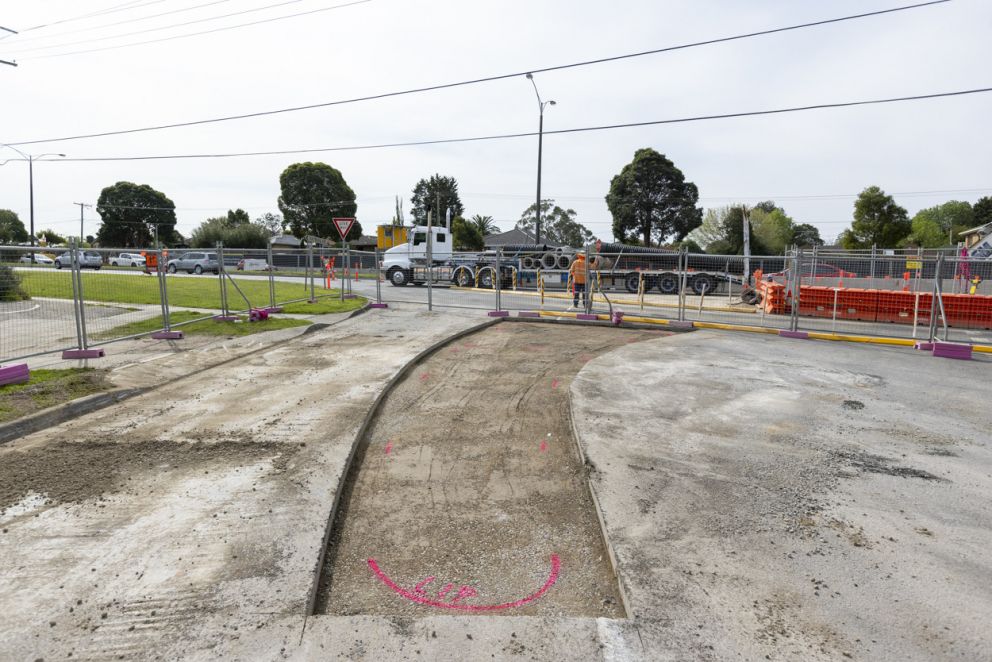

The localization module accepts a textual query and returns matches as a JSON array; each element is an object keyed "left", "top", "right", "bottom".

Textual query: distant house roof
[
  {"left": 960, "top": 221, "right": 992, "bottom": 237},
  {"left": 271, "top": 234, "right": 301, "bottom": 247},
  {"left": 483, "top": 228, "right": 542, "bottom": 247},
  {"left": 351, "top": 235, "right": 377, "bottom": 248}
]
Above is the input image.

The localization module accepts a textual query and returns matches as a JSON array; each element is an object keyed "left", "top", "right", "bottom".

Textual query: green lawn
[
  {"left": 19, "top": 271, "right": 365, "bottom": 314},
  {"left": 0, "top": 368, "right": 111, "bottom": 424},
  {"left": 93, "top": 310, "right": 312, "bottom": 340}
]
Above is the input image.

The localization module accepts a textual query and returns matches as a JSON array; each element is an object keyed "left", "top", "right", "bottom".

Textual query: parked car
[
  {"left": 236, "top": 258, "right": 272, "bottom": 271},
  {"left": 18, "top": 253, "right": 54, "bottom": 265},
  {"left": 166, "top": 251, "right": 220, "bottom": 275},
  {"left": 109, "top": 252, "right": 146, "bottom": 267},
  {"left": 54, "top": 250, "right": 102, "bottom": 270}
]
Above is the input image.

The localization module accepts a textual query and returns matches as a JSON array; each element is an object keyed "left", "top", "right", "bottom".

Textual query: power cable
[
  {"left": 17, "top": 85, "right": 988, "bottom": 162},
  {"left": 6, "top": 0, "right": 235, "bottom": 44},
  {"left": 6, "top": 0, "right": 319, "bottom": 53},
  {"left": 15, "top": 0, "right": 171, "bottom": 34},
  {"left": 4, "top": 0, "right": 951, "bottom": 145},
  {"left": 1, "top": 0, "right": 373, "bottom": 61}
]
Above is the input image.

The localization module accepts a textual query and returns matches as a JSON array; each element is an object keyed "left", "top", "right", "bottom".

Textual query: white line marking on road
[{"left": 0, "top": 304, "right": 40, "bottom": 315}]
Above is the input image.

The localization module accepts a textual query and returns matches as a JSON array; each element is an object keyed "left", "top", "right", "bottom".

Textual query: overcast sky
[{"left": 1, "top": 0, "right": 990, "bottom": 244}]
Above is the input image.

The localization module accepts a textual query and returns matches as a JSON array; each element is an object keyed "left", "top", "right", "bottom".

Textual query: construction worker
[
  {"left": 142, "top": 250, "right": 158, "bottom": 275},
  {"left": 569, "top": 253, "right": 599, "bottom": 310}
]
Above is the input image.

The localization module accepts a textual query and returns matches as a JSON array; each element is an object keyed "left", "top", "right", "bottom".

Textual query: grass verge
[
  {"left": 19, "top": 271, "right": 365, "bottom": 313},
  {"left": 0, "top": 368, "right": 111, "bottom": 424},
  {"left": 93, "top": 310, "right": 312, "bottom": 340}
]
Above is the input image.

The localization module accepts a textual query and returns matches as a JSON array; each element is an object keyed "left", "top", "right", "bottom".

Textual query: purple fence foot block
[
  {"left": 264, "top": 306, "right": 283, "bottom": 314},
  {"left": 612, "top": 311, "right": 625, "bottom": 326},
  {"left": 667, "top": 321, "right": 694, "bottom": 330},
  {"left": 914, "top": 341, "right": 934, "bottom": 351},
  {"left": 62, "top": 349, "right": 105, "bottom": 359},
  {"left": 151, "top": 331, "right": 184, "bottom": 340},
  {"left": 0, "top": 364, "right": 30, "bottom": 386},
  {"left": 213, "top": 315, "right": 238, "bottom": 322},
  {"left": 779, "top": 330, "right": 809, "bottom": 339},
  {"left": 932, "top": 342, "right": 972, "bottom": 360},
  {"left": 487, "top": 311, "right": 510, "bottom": 317},
  {"left": 369, "top": 303, "right": 389, "bottom": 309},
  {"left": 576, "top": 313, "right": 598, "bottom": 321},
  {"left": 517, "top": 311, "right": 540, "bottom": 318}
]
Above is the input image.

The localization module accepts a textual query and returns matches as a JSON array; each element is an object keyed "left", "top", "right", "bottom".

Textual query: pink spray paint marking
[
  {"left": 367, "top": 554, "right": 561, "bottom": 612},
  {"left": 551, "top": 378, "right": 560, "bottom": 390},
  {"left": 437, "top": 583, "right": 454, "bottom": 599},
  {"left": 384, "top": 441, "right": 393, "bottom": 455},
  {"left": 419, "top": 371, "right": 431, "bottom": 383},
  {"left": 539, "top": 440, "right": 548, "bottom": 453}
]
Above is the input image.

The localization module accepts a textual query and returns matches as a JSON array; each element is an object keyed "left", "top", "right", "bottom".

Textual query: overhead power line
[
  {"left": 1, "top": 0, "right": 374, "bottom": 61},
  {"left": 5, "top": 0, "right": 319, "bottom": 53},
  {"left": 15, "top": 0, "right": 171, "bottom": 34},
  {"left": 5, "top": 0, "right": 235, "bottom": 45},
  {"left": 19, "top": 86, "right": 989, "bottom": 162},
  {"left": 5, "top": 0, "right": 951, "bottom": 145}
]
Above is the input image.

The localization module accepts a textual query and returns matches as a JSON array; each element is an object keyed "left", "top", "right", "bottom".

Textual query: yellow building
[{"left": 377, "top": 225, "right": 408, "bottom": 250}]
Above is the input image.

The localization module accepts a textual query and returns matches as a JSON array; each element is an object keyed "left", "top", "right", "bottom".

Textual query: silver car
[
  {"left": 167, "top": 251, "right": 220, "bottom": 275},
  {"left": 54, "top": 250, "right": 102, "bottom": 270}
]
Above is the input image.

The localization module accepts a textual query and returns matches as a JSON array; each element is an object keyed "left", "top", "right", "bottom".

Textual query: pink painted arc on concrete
[{"left": 367, "top": 554, "right": 561, "bottom": 611}]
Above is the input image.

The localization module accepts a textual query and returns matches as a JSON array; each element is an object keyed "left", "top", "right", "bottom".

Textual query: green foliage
[
  {"left": 411, "top": 174, "right": 464, "bottom": 224},
  {"left": 902, "top": 215, "right": 946, "bottom": 248},
  {"left": 0, "top": 209, "right": 29, "bottom": 243},
  {"left": 606, "top": 148, "right": 702, "bottom": 247},
  {"left": 750, "top": 208, "right": 794, "bottom": 254},
  {"left": 839, "top": 186, "right": 910, "bottom": 249},
  {"left": 452, "top": 216, "right": 484, "bottom": 250},
  {"left": 392, "top": 196, "right": 405, "bottom": 226},
  {"left": 470, "top": 214, "right": 499, "bottom": 236},
  {"left": 0, "top": 263, "right": 27, "bottom": 301},
  {"left": 792, "top": 223, "right": 824, "bottom": 248},
  {"left": 974, "top": 196, "right": 992, "bottom": 227},
  {"left": 516, "top": 199, "right": 594, "bottom": 248},
  {"left": 687, "top": 208, "right": 725, "bottom": 249},
  {"left": 255, "top": 212, "right": 284, "bottom": 236},
  {"left": 675, "top": 238, "right": 703, "bottom": 253},
  {"left": 36, "top": 228, "right": 67, "bottom": 245},
  {"left": 95, "top": 181, "right": 178, "bottom": 247},
  {"left": 720, "top": 206, "right": 768, "bottom": 255},
  {"left": 278, "top": 162, "right": 361, "bottom": 241},
  {"left": 94, "top": 310, "right": 311, "bottom": 340},
  {"left": 226, "top": 208, "right": 251, "bottom": 226},
  {"left": 189, "top": 216, "right": 271, "bottom": 249}
]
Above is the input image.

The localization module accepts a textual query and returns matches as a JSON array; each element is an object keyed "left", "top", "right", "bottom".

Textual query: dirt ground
[
  {"left": 0, "top": 367, "right": 111, "bottom": 424},
  {"left": 317, "top": 323, "right": 668, "bottom": 618}
]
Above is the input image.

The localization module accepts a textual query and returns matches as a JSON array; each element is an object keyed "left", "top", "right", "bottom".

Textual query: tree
[
  {"left": 516, "top": 200, "right": 595, "bottom": 248},
  {"left": 470, "top": 214, "right": 499, "bottom": 236},
  {"left": 974, "top": 196, "right": 992, "bottom": 227},
  {"left": 838, "top": 186, "right": 910, "bottom": 249},
  {"left": 687, "top": 208, "right": 726, "bottom": 249},
  {"left": 606, "top": 148, "right": 702, "bottom": 246},
  {"left": 452, "top": 216, "right": 484, "bottom": 250},
  {"left": 36, "top": 228, "right": 67, "bottom": 245},
  {"left": 0, "top": 263, "right": 26, "bottom": 301},
  {"left": 676, "top": 238, "right": 703, "bottom": 253},
  {"left": 226, "top": 208, "right": 251, "bottom": 226},
  {"left": 392, "top": 196, "right": 405, "bottom": 226},
  {"left": 902, "top": 215, "right": 946, "bottom": 248},
  {"left": 719, "top": 206, "right": 768, "bottom": 255},
  {"left": 255, "top": 212, "right": 284, "bottom": 236},
  {"left": 411, "top": 174, "right": 464, "bottom": 225},
  {"left": 792, "top": 223, "right": 824, "bottom": 248},
  {"left": 95, "top": 181, "right": 178, "bottom": 247},
  {"left": 190, "top": 215, "right": 271, "bottom": 249},
  {"left": 278, "top": 162, "right": 361, "bottom": 241},
  {"left": 0, "top": 209, "right": 29, "bottom": 244},
  {"left": 910, "top": 200, "right": 974, "bottom": 245},
  {"left": 750, "top": 207, "right": 795, "bottom": 254}
]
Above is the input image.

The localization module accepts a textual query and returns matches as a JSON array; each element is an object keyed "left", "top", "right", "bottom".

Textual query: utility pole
[
  {"left": 73, "top": 202, "right": 92, "bottom": 243},
  {"left": 525, "top": 73, "right": 555, "bottom": 245}
]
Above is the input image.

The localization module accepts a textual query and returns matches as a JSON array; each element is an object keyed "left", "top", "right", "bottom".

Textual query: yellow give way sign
[{"left": 906, "top": 259, "right": 923, "bottom": 270}]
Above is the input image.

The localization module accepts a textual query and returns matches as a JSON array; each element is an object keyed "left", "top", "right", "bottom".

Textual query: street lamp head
[
  {"left": 525, "top": 72, "right": 533, "bottom": 80},
  {"left": 57, "top": 153, "right": 66, "bottom": 157},
  {"left": 548, "top": 100, "right": 556, "bottom": 106}
]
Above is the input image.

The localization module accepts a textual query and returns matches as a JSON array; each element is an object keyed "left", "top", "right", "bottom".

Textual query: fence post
[
  {"left": 68, "top": 238, "right": 85, "bottom": 351},
  {"left": 158, "top": 247, "right": 170, "bottom": 332},
  {"left": 495, "top": 247, "right": 502, "bottom": 312},
  {"left": 583, "top": 245, "right": 591, "bottom": 314},
  {"left": 217, "top": 241, "right": 232, "bottom": 318},
  {"left": 267, "top": 238, "right": 276, "bottom": 310},
  {"left": 790, "top": 249, "right": 802, "bottom": 332},
  {"left": 307, "top": 241, "right": 316, "bottom": 303},
  {"left": 678, "top": 247, "right": 688, "bottom": 322}
]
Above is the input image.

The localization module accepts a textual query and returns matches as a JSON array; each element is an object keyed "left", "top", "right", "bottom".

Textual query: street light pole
[
  {"left": 525, "top": 73, "right": 555, "bottom": 245},
  {"left": 0, "top": 145, "right": 66, "bottom": 262}
]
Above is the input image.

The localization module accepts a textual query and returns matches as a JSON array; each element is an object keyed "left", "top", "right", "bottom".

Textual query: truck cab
[{"left": 382, "top": 225, "right": 452, "bottom": 286}]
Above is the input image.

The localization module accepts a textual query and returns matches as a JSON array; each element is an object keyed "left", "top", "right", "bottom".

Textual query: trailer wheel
[
  {"left": 454, "top": 267, "right": 474, "bottom": 287},
  {"left": 690, "top": 274, "right": 717, "bottom": 295},
  {"left": 624, "top": 272, "right": 641, "bottom": 293},
  {"left": 388, "top": 267, "right": 410, "bottom": 287},
  {"left": 656, "top": 272, "right": 679, "bottom": 294},
  {"left": 478, "top": 268, "right": 495, "bottom": 289}
]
